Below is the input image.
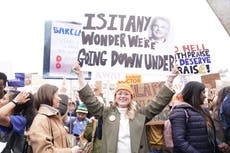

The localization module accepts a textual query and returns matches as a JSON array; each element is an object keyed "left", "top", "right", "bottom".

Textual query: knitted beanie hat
[
  {"left": 114, "top": 83, "right": 134, "bottom": 98},
  {"left": 76, "top": 103, "right": 88, "bottom": 114}
]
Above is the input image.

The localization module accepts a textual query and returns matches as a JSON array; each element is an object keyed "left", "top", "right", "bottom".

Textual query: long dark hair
[
  {"left": 5, "top": 90, "right": 37, "bottom": 131},
  {"left": 180, "top": 81, "right": 205, "bottom": 109},
  {"left": 14, "top": 92, "right": 37, "bottom": 130},
  {"left": 180, "top": 81, "right": 213, "bottom": 124}
]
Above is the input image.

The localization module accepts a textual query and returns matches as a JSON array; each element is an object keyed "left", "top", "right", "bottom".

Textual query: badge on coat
[{"left": 109, "top": 115, "right": 116, "bottom": 121}]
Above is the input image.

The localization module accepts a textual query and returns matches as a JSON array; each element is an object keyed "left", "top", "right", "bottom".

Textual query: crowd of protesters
[{"left": 1, "top": 63, "right": 230, "bottom": 153}]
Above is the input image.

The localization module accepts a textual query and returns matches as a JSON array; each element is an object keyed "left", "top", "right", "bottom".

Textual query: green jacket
[
  {"left": 83, "top": 122, "right": 102, "bottom": 153},
  {"left": 78, "top": 84, "right": 175, "bottom": 153}
]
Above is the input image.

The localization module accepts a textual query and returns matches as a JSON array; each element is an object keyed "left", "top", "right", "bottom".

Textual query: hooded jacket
[{"left": 28, "top": 104, "right": 72, "bottom": 153}]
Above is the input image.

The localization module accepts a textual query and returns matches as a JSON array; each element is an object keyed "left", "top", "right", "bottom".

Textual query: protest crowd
[{"left": 1, "top": 62, "right": 230, "bottom": 153}]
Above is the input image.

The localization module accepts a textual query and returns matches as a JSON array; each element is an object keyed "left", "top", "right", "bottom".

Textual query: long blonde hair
[{"left": 112, "top": 100, "right": 137, "bottom": 120}]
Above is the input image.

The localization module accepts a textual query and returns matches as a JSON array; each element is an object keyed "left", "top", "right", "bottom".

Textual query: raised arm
[
  {"left": 142, "top": 65, "right": 179, "bottom": 120},
  {"left": 165, "top": 65, "right": 180, "bottom": 89},
  {"left": 72, "top": 62, "right": 104, "bottom": 118},
  {"left": 0, "top": 91, "right": 30, "bottom": 127},
  {"left": 72, "top": 62, "right": 87, "bottom": 89}
]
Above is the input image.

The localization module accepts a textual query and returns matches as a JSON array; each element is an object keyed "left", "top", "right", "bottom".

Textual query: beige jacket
[{"left": 28, "top": 104, "right": 72, "bottom": 153}]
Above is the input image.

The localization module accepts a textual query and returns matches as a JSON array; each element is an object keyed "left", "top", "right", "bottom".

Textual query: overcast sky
[{"left": 0, "top": 0, "right": 229, "bottom": 81}]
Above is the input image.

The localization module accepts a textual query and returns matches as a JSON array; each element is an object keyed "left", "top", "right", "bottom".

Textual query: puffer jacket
[{"left": 170, "top": 106, "right": 217, "bottom": 153}]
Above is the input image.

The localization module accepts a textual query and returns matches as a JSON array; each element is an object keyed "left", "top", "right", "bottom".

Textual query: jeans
[{"left": 150, "top": 150, "right": 163, "bottom": 153}]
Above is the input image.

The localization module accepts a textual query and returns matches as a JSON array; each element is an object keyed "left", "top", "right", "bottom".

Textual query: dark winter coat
[{"left": 170, "top": 105, "right": 217, "bottom": 153}]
